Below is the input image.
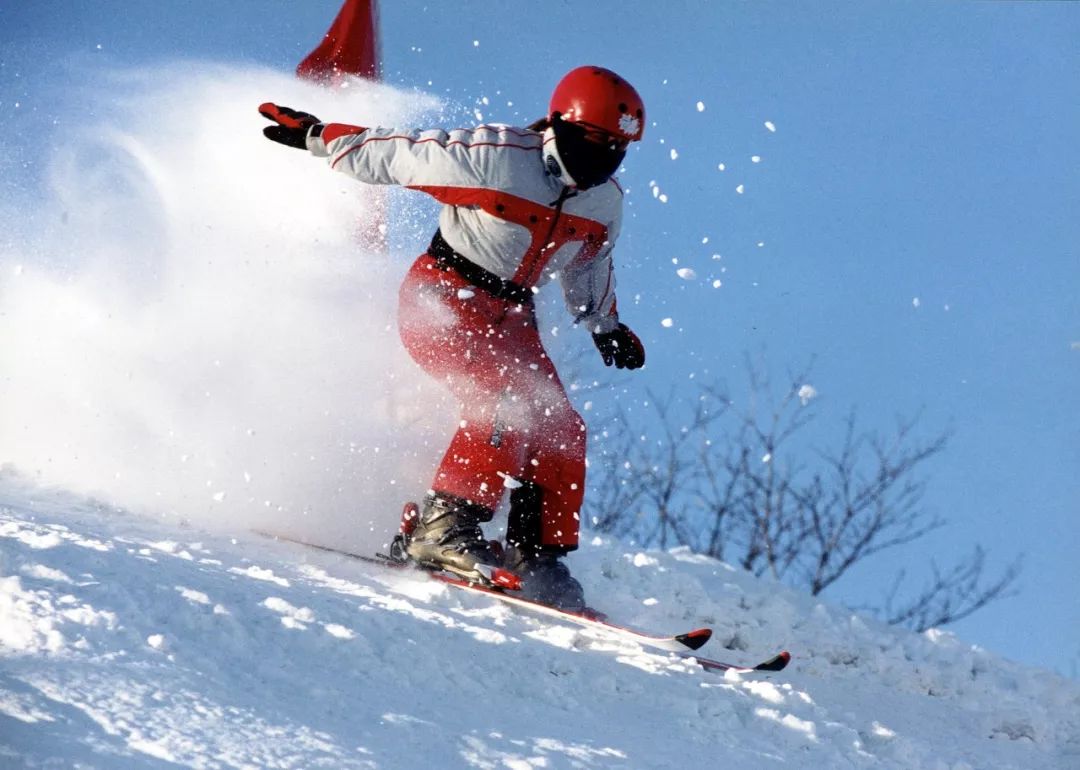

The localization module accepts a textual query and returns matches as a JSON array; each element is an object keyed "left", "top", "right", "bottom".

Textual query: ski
[{"left": 254, "top": 529, "right": 790, "bottom": 674}]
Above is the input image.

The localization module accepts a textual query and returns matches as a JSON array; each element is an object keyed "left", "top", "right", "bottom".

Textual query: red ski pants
[{"left": 398, "top": 254, "right": 586, "bottom": 550}]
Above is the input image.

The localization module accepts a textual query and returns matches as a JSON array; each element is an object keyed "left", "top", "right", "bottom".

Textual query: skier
[{"left": 259, "top": 66, "right": 646, "bottom": 609}]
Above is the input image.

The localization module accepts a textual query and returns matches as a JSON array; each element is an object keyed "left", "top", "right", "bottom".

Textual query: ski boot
[
  {"left": 502, "top": 479, "right": 587, "bottom": 611},
  {"left": 503, "top": 544, "right": 586, "bottom": 612},
  {"left": 396, "top": 492, "right": 510, "bottom": 586}
]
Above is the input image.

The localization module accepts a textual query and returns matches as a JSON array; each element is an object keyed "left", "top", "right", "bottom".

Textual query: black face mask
[{"left": 551, "top": 116, "right": 626, "bottom": 190}]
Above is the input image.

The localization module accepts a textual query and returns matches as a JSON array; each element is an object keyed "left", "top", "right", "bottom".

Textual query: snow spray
[{"left": 0, "top": 63, "right": 453, "bottom": 550}]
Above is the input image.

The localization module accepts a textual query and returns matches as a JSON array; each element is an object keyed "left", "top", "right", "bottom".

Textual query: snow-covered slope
[
  {"left": 2, "top": 477, "right": 1076, "bottom": 770},
  {"left": 3, "top": 59, "right": 1075, "bottom": 770}
]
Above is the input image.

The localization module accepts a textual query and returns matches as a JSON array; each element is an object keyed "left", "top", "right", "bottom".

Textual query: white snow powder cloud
[{"left": 0, "top": 63, "right": 453, "bottom": 548}]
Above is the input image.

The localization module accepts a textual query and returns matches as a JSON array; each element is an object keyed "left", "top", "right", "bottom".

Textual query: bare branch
[
  {"left": 584, "top": 356, "right": 1022, "bottom": 632},
  {"left": 882, "top": 547, "right": 1024, "bottom": 631}
]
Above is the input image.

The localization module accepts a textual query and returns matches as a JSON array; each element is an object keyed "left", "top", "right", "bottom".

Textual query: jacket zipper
[{"left": 522, "top": 186, "right": 576, "bottom": 288}]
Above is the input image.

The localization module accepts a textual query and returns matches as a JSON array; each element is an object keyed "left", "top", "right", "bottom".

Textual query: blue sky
[{"left": 3, "top": 1, "right": 1077, "bottom": 675}]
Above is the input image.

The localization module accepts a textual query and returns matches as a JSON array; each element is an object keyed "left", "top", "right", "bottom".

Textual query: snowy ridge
[{"left": 1, "top": 478, "right": 1077, "bottom": 769}]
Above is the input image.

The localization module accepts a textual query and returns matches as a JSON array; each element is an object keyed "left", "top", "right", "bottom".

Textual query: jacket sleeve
[
  {"left": 559, "top": 205, "right": 622, "bottom": 335},
  {"left": 306, "top": 123, "right": 490, "bottom": 188}
]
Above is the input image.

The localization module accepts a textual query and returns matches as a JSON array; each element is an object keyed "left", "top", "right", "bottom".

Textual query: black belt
[{"left": 427, "top": 230, "right": 534, "bottom": 305}]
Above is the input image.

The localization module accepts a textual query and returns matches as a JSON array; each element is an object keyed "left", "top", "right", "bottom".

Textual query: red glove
[
  {"left": 259, "top": 102, "right": 320, "bottom": 149},
  {"left": 592, "top": 323, "right": 645, "bottom": 370}
]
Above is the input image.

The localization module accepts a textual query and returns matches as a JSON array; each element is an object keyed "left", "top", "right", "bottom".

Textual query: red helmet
[{"left": 549, "top": 66, "right": 645, "bottom": 143}]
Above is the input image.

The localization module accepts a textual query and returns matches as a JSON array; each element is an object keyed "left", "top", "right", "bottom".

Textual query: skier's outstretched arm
[{"left": 259, "top": 102, "right": 489, "bottom": 189}]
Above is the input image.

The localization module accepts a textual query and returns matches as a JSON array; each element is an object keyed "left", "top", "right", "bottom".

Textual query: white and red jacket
[{"left": 306, "top": 122, "right": 624, "bottom": 334}]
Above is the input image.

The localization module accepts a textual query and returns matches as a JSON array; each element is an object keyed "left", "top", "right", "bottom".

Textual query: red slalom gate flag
[{"left": 297, "top": 0, "right": 381, "bottom": 83}]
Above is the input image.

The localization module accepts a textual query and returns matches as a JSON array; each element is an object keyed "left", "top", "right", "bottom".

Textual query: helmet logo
[{"left": 618, "top": 113, "right": 641, "bottom": 138}]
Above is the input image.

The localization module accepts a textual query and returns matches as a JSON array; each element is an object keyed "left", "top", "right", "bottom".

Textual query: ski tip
[
  {"left": 675, "top": 628, "right": 713, "bottom": 651},
  {"left": 753, "top": 650, "right": 792, "bottom": 672}
]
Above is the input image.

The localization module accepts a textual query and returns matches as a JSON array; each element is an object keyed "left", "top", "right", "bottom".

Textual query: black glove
[
  {"left": 259, "top": 102, "right": 320, "bottom": 149},
  {"left": 592, "top": 323, "right": 645, "bottom": 370}
]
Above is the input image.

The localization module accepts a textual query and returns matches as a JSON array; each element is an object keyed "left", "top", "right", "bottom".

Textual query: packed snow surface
[{"left": 2, "top": 477, "right": 1077, "bottom": 769}]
